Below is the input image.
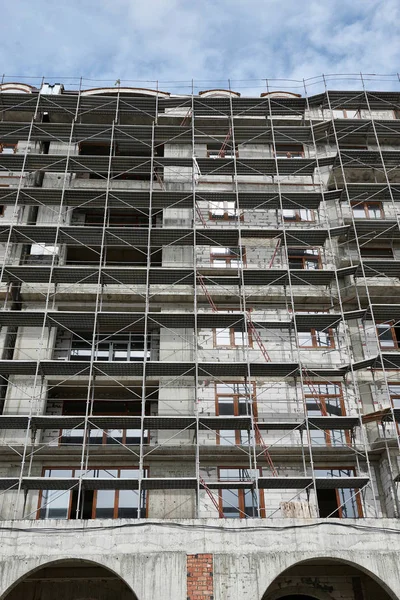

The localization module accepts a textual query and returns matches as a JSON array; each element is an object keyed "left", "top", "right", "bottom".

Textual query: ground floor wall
[{"left": 0, "top": 518, "right": 398, "bottom": 600}]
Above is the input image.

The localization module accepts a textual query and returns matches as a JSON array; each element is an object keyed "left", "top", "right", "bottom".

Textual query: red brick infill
[{"left": 187, "top": 553, "right": 214, "bottom": 599}]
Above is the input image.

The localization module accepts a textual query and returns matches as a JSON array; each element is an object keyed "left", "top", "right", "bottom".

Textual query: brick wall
[{"left": 187, "top": 553, "right": 213, "bottom": 599}]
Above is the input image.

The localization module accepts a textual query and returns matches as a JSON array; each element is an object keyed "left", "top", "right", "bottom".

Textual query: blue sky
[{"left": 0, "top": 0, "right": 399, "bottom": 93}]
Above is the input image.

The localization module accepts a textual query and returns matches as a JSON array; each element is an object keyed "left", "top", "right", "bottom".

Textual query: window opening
[
  {"left": 210, "top": 246, "right": 244, "bottom": 268},
  {"left": 314, "top": 468, "right": 363, "bottom": 518},
  {"left": 288, "top": 248, "right": 321, "bottom": 270},
  {"left": 209, "top": 201, "right": 241, "bottom": 221},
  {"left": 376, "top": 323, "right": 400, "bottom": 349},
  {"left": 274, "top": 144, "right": 304, "bottom": 158},
  {"left": 351, "top": 201, "right": 384, "bottom": 219},
  {"left": 305, "top": 383, "right": 349, "bottom": 447},
  {"left": 218, "top": 467, "right": 264, "bottom": 518},
  {"left": 298, "top": 329, "right": 335, "bottom": 349},
  {"left": 215, "top": 382, "right": 256, "bottom": 446},
  {"left": 38, "top": 468, "right": 147, "bottom": 519},
  {"left": 282, "top": 208, "right": 314, "bottom": 222}
]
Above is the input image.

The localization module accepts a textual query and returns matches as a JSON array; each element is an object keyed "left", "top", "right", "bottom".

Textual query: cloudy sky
[{"left": 1, "top": 0, "right": 399, "bottom": 93}]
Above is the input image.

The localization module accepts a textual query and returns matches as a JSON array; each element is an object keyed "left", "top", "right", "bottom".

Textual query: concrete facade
[{"left": 0, "top": 81, "right": 398, "bottom": 598}]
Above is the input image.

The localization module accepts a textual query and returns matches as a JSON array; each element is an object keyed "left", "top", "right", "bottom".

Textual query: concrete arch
[
  {"left": 199, "top": 89, "right": 241, "bottom": 98},
  {"left": 0, "top": 558, "right": 139, "bottom": 600},
  {"left": 261, "top": 556, "right": 398, "bottom": 600},
  {"left": 0, "top": 83, "right": 35, "bottom": 93},
  {"left": 81, "top": 87, "right": 170, "bottom": 98},
  {"left": 260, "top": 91, "right": 302, "bottom": 98}
]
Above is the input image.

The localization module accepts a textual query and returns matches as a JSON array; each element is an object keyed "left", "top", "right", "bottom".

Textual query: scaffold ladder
[
  {"left": 180, "top": 108, "right": 192, "bottom": 126},
  {"left": 200, "top": 477, "right": 224, "bottom": 517},
  {"left": 154, "top": 169, "right": 165, "bottom": 190},
  {"left": 243, "top": 377, "right": 278, "bottom": 477},
  {"left": 219, "top": 128, "right": 232, "bottom": 157},
  {"left": 268, "top": 238, "right": 282, "bottom": 268},
  {"left": 247, "top": 313, "right": 272, "bottom": 362},
  {"left": 253, "top": 422, "right": 278, "bottom": 476},
  {"left": 302, "top": 368, "right": 328, "bottom": 417},
  {"left": 195, "top": 200, "right": 208, "bottom": 228},
  {"left": 197, "top": 274, "right": 218, "bottom": 312}
]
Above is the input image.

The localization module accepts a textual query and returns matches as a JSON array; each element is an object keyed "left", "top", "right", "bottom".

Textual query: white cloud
[{"left": 0, "top": 0, "right": 398, "bottom": 94}]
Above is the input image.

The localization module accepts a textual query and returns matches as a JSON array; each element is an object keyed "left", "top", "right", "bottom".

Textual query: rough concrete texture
[{"left": 0, "top": 519, "right": 398, "bottom": 600}]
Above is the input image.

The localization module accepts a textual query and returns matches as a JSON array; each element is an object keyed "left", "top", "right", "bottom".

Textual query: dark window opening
[
  {"left": 275, "top": 144, "right": 304, "bottom": 158},
  {"left": 360, "top": 246, "right": 394, "bottom": 259},
  {"left": 316, "top": 488, "right": 341, "bottom": 517},
  {"left": 314, "top": 468, "right": 362, "bottom": 518},
  {"left": 66, "top": 245, "right": 162, "bottom": 266},
  {"left": 60, "top": 399, "right": 151, "bottom": 446},
  {"left": 42, "top": 141, "right": 50, "bottom": 154},
  {"left": 207, "top": 143, "right": 237, "bottom": 159},
  {"left": 72, "top": 209, "right": 158, "bottom": 228},
  {"left": 79, "top": 142, "right": 111, "bottom": 156}
]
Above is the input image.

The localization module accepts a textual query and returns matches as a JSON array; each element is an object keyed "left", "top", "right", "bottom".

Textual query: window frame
[
  {"left": 208, "top": 201, "right": 243, "bottom": 221},
  {"left": 304, "top": 383, "right": 350, "bottom": 446},
  {"left": 217, "top": 466, "right": 265, "bottom": 518},
  {"left": 215, "top": 381, "right": 257, "bottom": 446},
  {"left": 213, "top": 327, "right": 253, "bottom": 349},
  {"left": 37, "top": 466, "right": 148, "bottom": 520},
  {"left": 282, "top": 208, "right": 315, "bottom": 222},
  {"left": 314, "top": 466, "right": 363, "bottom": 518},
  {"left": 298, "top": 328, "right": 335, "bottom": 349},
  {"left": 287, "top": 248, "right": 322, "bottom": 270},
  {"left": 0, "top": 143, "right": 17, "bottom": 155},
  {"left": 59, "top": 331, "right": 153, "bottom": 362},
  {"left": 210, "top": 246, "right": 246, "bottom": 268},
  {"left": 351, "top": 200, "right": 384, "bottom": 220},
  {"left": 376, "top": 322, "right": 399, "bottom": 350},
  {"left": 331, "top": 108, "right": 361, "bottom": 119}
]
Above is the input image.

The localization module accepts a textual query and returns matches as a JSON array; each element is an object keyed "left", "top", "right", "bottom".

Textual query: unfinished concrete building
[{"left": 0, "top": 77, "right": 398, "bottom": 599}]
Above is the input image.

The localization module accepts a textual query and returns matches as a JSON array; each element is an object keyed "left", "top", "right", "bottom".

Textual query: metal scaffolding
[{"left": 0, "top": 73, "right": 398, "bottom": 521}]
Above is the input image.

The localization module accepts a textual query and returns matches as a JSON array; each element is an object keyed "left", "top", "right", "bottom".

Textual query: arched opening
[
  {"left": 2, "top": 559, "right": 138, "bottom": 600},
  {"left": 262, "top": 558, "right": 396, "bottom": 600}
]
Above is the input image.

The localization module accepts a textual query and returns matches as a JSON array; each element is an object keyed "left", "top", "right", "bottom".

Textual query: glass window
[
  {"left": 352, "top": 201, "right": 383, "bottom": 219},
  {"left": 218, "top": 468, "right": 263, "bottom": 518},
  {"left": 305, "top": 384, "right": 347, "bottom": 447},
  {"left": 215, "top": 328, "right": 231, "bottom": 346},
  {"left": 210, "top": 247, "right": 243, "bottom": 268},
  {"left": 216, "top": 383, "right": 255, "bottom": 446},
  {"left": 298, "top": 329, "right": 334, "bottom": 348},
  {"left": 377, "top": 324, "right": 397, "bottom": 349},
  {"left": 39, "top": 469, "right": 73, "bottom": 519},
  {"left": 288, "top": 248, "right": 320, "bottom": 270},
  {"left": 283, "top": 209, "right": 314, "bottom": 222},
  {"left": 38, "top": 467, "right": 146, "bottom": 520}
]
